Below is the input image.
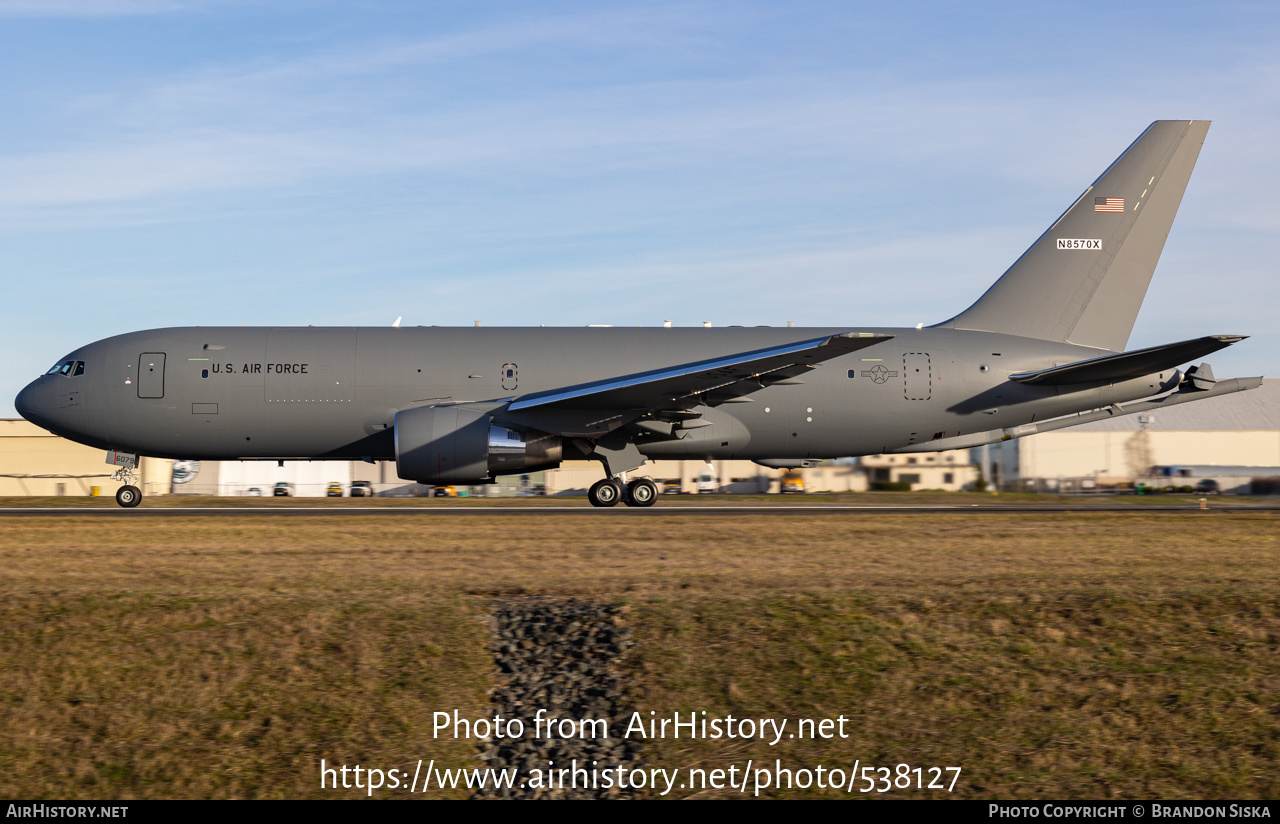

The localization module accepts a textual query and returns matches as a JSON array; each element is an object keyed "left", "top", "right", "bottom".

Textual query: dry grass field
[{"left": 1, "top": 506, "right": 1277, "bottom": 799}]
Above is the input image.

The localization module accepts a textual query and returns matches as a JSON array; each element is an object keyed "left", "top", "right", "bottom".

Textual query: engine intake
[{"left": 394, "top": 405, "right": 562, "bottom": 483}]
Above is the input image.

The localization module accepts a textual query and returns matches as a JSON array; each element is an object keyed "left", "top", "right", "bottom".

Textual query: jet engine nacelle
[{"left": 393, "top": 405, "right": 563, "bottom": 483}]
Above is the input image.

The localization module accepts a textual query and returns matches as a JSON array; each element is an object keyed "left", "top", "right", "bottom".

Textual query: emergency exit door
[
  {"left": 138, "top": 353, "right": 166, "bottom": 398},
  {"left": 903, "top": 352, "right": 931, "bottom": 401}
]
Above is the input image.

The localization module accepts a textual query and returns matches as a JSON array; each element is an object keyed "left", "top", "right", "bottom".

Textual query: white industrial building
[
  {"left": 171, "top": 458, "right": 358, "bottom": 497},
  {"left": 173, "top": 457, "right": 872, "bottom": 497},
  {"left": 860, "top": 450, "right": 977, "bottom": 491},
  {"left": 987, "top": 378, "right": 1280, "bottom": 493}
]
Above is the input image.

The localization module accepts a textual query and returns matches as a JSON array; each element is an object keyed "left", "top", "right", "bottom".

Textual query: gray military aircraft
[{"left": 15, "top": 120, "right": 1262, "bottom": 507}]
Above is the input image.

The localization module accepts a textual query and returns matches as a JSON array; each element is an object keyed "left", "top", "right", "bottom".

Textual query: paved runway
[{"left": 3, "top": 504, "right": 1278, "bottom": 516}]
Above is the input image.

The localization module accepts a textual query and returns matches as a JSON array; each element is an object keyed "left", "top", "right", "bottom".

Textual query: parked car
[
  {"left": 661, "top": 479, "right": 683, "bottom": 494},
  {"left": 350, "top": 480, "right": 373, "bottom": 497},
  {"left": 272, "top": 482, "right": 291, "bottom": 497},
  {"left": 1195, "top": 478, "right": 1220, "bottom": 495},
  {"left": 326, "top": 482, "right": 344, "bottom": 497},
  {"left": 245, "top": 487, "right": 262, "bottom": 497},
  {"left": 780, "top": 471, "right": 806, "bottom": 494},
  {"left": 432, "top": 485, "right": 457, "bottom": 497},
  {"left": 696, "top": 472, "right": 719, "bottom": 494}
]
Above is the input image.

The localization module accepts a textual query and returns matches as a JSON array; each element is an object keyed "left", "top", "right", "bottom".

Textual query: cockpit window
[{"left": 45, "top": 359, "right": 83, "bottom": 377}]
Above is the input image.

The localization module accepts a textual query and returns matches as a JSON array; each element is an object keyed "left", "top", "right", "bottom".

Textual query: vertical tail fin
[{"left": 939, "top": 120, "right": 1210, "bottom": 351}]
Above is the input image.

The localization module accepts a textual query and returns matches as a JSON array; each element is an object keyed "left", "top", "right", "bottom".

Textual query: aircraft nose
[
  {"left": 15, "top": 382, "right": 34, "bottom": 419},
  {"left": 15, "top": 380, "right": 50, "bottom": 428}
]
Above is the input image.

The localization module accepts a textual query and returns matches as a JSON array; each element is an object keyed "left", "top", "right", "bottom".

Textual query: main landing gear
[
  {"left": 588, "top": 477, "right": 658, "bottom": 508},
  {"left": 111, "top": 466, "right": 142, "bottom": 508},
  {"left": 586, "top": 439, "right": 655, "bottom": 508}
]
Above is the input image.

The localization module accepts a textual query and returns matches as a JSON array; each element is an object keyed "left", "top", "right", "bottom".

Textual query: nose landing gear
[{"left": 111, "top": 466, "right": 142, "bottom": 508}]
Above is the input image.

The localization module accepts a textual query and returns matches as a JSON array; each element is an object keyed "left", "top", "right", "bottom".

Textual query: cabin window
[
  {"left": 201, "top": 369, "right": 209, "bottom": 379},
  {"left": 71, "top": 362, "right": 84, "bottom": 377},
  {"left": 46, "top": 360, "right": 75, "bottom": 376}
]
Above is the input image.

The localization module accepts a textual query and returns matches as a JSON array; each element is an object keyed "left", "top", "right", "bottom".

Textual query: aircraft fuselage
[{"left": 16, "top": 325, "right": 1179, "bottom": 464}]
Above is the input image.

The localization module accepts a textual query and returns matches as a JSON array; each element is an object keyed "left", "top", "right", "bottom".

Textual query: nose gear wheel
[{"left": 110, "top": 466, "right": 143, "bottom": 508}]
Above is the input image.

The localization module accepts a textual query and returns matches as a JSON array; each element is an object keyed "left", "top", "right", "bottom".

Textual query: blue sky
[{"left": 3, "top": 1, "right": 1278, "bottom": 417}]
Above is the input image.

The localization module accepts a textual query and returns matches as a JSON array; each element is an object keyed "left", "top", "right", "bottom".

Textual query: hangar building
[{"left": 0, "top": 419, "right": 173, "bottom": 497}]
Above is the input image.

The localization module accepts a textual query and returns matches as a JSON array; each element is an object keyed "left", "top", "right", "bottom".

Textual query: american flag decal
[{"left": 1094, "top": 196, "right": 1124, "bottom": 212}]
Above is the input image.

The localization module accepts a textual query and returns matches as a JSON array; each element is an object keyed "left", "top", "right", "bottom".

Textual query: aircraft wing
[
  {"left": 507, "top": 332, "right": 893, "bottom": 412},
  {"left": 1008, "top": 335, "right": 1245, "bottom": 386}
]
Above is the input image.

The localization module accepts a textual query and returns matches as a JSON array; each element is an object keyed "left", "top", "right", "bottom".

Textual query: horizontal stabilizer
[
  {"left": 1008, "top": 335, "right": 1245, "bottom": 386},
  {"left": 892, "top": 374, "right": 1263, "bottom": 453},
  {"left": 1184, "top": 362, "right": 1217, "bottom": 390},
  {"left": 508, "top": 332, "right": 892, "bottom": 412}
]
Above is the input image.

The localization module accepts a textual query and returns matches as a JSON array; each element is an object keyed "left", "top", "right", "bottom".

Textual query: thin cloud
[
  {"left": 0, "top": 0, "right": 186, "bottom": 17},
  {"left": 2, "top": 8, "right": 1277, "bottom": 228}
]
